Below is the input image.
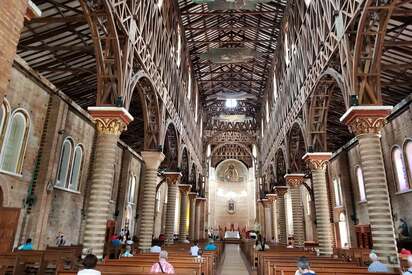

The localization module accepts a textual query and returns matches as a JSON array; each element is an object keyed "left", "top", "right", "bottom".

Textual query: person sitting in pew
[
  {"left": 77, "top": 254, "right": 101, "bottom": 275},
  {"left": 295, "top": 256, "right": 316, "bottom": 275},
  {"left": 121, "top": 245, "right": 133, "bottom": 257},
  {"left": 150, "top": 240, "right": 162, "bottom": 253},
  {"left": 368, "top": 252, "right": 389, "bottom": 273},
  {"left": 190, "top": 240, "right": 200, "bottom": 256},
  {"left": 403, "top": 255, "right": 412, "bottom": 275},
  {"left": 204, "top": 240, "right": 217, "bottom": 251},
  {"left": 150, "top": 250, "right": 175, "bottom": 274},
  {"left": 17, "top": 238, "right": 33, "bottom": 250}
]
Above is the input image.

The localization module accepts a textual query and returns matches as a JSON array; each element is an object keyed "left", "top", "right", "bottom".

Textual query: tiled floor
[{"left": 219, "top": 244, "right": 250, "bottom": 275}]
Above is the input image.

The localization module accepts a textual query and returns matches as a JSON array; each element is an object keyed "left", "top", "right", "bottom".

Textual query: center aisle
[{"left": 218, "top": 244, "right": 250, "bottom": 275}]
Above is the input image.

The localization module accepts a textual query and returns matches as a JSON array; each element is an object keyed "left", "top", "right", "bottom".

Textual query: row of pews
[
  {"left": 0, "top": 245, "right": 82, "bottom": 275},
  {"left": 240, "top": 239, "right": 403, "bottom": 275},
  {"left": 0, "top": 241, "right": 223, "bottom": 275}
]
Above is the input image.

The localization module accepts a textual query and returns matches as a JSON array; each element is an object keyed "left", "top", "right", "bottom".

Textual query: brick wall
[{"left": 0, "top": 0, "right": 27, "bottom": 102}]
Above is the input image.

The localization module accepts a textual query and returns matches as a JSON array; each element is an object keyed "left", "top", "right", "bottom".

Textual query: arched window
[
  {"left": 176, "top": 26, "right": 182, "bottom": 68},
  {"left": 0, "top": 110, "right": 30, "bottom": 174},
  {"left": 195, "top": 91, "right": 198, "bottom": 122},
  {"left": 128, "top": 176, "right": 136, "bottom": 203},
  {"left": 69, "top": 145, "right": 83, "bottom": 191},
  {"left": 56, "top": 138, "right": 73, "bottom": 188},
  {"left": 0, "top": 100, "right": 10, "bottom": 148},
  {"left": 156, "top": 190, "right": 161, "bottom": 212},
  {"left": 333, "top": 177, "right": 343, "bottom": 207},
  {"left": 392, "top": 146, "right": 408, "bottom": 192},
  {"left": 405, "top": 140, "right": 412, "bottom": 184},
  {"left": 266, "top": 99, "right": 270, "bottom": 123},
  {"left": 356, "top": 166, "right": 366, "bottom": 202},
  {"left": 261, "top": 120, "right": 264, "bottom": 138},
  {"left": 273, "top": 72, "right": 278, "bottom": 102},
  {"left": 338, "top": 213, "right": 349, "bottom": 248},
  {"left": 284, "top": 24, "right": 290, "bottom": 66}
]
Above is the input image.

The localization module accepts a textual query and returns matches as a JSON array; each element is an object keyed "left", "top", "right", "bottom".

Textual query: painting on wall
[
  {"left": 217, "top": 160, "right": 246, "bottom": 183},
  {"left": 227, "top": 199, "right": 235, "bottom": 214}
]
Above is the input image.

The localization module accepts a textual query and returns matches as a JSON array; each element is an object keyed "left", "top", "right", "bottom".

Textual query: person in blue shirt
[
  {"left": 404, "top": 255, "right": 412, "bottom": 275},
  {"left": 204, "top": 240, "right": 217, "bottom": 251},
  {"left": 18, "top": 238, "right": 33, "bottom": 250},
  {"left": 368, "top": 252, "right": 389, "bottom": 273}
]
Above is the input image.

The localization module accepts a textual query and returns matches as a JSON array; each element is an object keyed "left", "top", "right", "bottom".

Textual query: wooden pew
[
  {"left": 272, "top": 265, "right": 399, "bottom": 275},
  {"left": 0, "top": 255, "right": 17, "bottom": 275}
]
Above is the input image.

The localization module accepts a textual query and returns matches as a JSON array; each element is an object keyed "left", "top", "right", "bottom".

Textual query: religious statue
[
  {"left": 398, "top": 218, "right": 411, "bottom": 240},
  {"left": 224, "top": 164, "right": 239, "bottom": 182},
  {"left": 227, "top": 199, "right": 235, "bottom": 214}
]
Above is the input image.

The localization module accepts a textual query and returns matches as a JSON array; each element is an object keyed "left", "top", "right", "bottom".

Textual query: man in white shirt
[
  {"left": 190, "top": 241, "right": 200, "bottom": 256},
  {"left": 77, "top": 254, "right": 101, "bottom": 275}
]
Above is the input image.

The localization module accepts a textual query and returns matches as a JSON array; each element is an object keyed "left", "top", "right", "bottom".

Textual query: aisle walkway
[{"left": 218, "top": 244, "right": 250, "bottom": 275}]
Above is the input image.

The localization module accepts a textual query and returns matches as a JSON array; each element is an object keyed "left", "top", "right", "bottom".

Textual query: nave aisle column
[
  {"left": 275, "top": 186, "right": 288, "bottom": 245},
  {"left": 178, "top": 184, "right": 191, "bottom": 242},
  {"left": 83, "top": 107, "right": 133, "bottom": 258},
  {"left": 138, "top": 151, "right": 165, "bottom": 251},
  {"left": 262, "top": 198, "right": 273, "bottom": 241},
  {"left": 284, "top": 174, "right": 305, "bottom": 247},
  {"left": 341, "top": 106, "right": 399, "bottom": 268},
  {"left": 303, "top": 153, "right": 333, "bottom": 256},
  {"left": 163, "top": 172, "right": 181, "bottom": 245},
  {"left": 188, "top": 192, "right": 198, "bottom": 240},
  {"left": 266, "top": 193, "right": 278, "bottom": 242}
]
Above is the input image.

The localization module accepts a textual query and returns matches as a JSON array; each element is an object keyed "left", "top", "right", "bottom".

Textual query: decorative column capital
[
  {"left": 340, "top": 106, "right": 393, "bottom": 135},
  {"left": 188, "top": 192, "right": 198, "bottom": 201},
  {"left": 266, "top": 193, "right": 277, "bottom": 202},
  {"left": 163, "top": 172, "right": 182, "bottom": 185},
  {"left": 284, "top": 174, "right": 305, "bottom": 188},
  {"left": 303, "top": 152, "right": 332, "bottom": 170},
  {"left": 196, "top": 197, "right": 207, "bottom": 202},
  {"left": 274, "top": 186, "right": 288, "bottom": 197},
  {"left": 88, "top": 106, "right": 133, "bottom": 135},
  {"left": 141, "top": 151, "right": 165, "bottom": 170},
  {"left": 178, "top": 184, "right": 192, "bottom": 194}
]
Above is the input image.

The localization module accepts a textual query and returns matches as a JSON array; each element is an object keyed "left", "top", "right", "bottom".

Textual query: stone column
[
  {"left": 188, "top": 192, "right": 198, "bottom": 240},
  {"left": 256, "top": 200, "right": 265, "bottom": 236},
  {"left": 178, "top": 184, "right": 191, "bottom": 242},
  {"left": 275, "top": 186, "right": 288, "bottom": 245},
  {"left": 198, "top": 197, "right": 207, "bottom": 240},
  {"left": 83, "top": 107, "right": 133, "bottom": 258},
  {"left": 267, "top": 193, "right": 277, "bottom": 242},
  {"left": 262, "top": 198, "right": 273, "bottom": 241},
  {"left": 285, "top": 174, "right": 305, "bottom": 247},
  {"left": 163, "top": 172, "right": 181, "bottom": 245},
  {"left": 138, "top": 151, "right": 165, "bottom": 251},
  {"left": 303, "top": 152, "right": 334, "bottom": 256},
  {"left": 341, "top": 106, "right": 399, "bottom": 268}
]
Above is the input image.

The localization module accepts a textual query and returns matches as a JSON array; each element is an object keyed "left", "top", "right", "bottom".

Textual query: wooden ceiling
[{"left": 177, "top": 0, "right": 288, "bottom": 126}]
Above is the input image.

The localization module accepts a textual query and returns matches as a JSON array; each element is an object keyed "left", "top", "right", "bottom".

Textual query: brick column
[
  {"left": 262, "top": 198, "right": 273, "bottom": 241},
  {"left": 188, "top": 192, "right": 197, "bottom": 240},
  {"left": 341, "top": 106, "right": 399, "bottom": 268},
  {"left": 285, "top": 174, "right": 305, "bottom": 247},
  {"left": 138, "top": 151, "right": 165, "bottom": 251},
  {"left": 275, "top": 186, "right": 288, "bottom": 245},
  {"left": 83, "top": 107, "right": 133, "bottom": 258},
  {"left": 178, "top": 184, "right": 191, "bottom": 242},
  {"left": 0, "top": 0, "right": 28, "bottom": 102},
  {"left": 163, "top": 172, "right": 181, "bottom": 245},
  {"left": 303, "top": 153, "right": 334, "bottom": 256}
]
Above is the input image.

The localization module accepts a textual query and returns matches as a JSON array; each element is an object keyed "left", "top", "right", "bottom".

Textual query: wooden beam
[
  {"left": 27, "top": 15, "right": 86, "bottom": 24},
  {"left": 181, "top": 11, "right": 280, "bottom": 16}
]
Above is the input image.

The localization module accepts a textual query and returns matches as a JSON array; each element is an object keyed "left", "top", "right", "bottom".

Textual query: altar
[{"left": 224, "top": 231, "right": 240, "bottom": 241}]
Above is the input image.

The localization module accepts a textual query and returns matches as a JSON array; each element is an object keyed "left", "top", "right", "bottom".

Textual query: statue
[
  {"left": 224, "top": 164, "right": 239, "bottom": 182},
  {"left": 398, "top": 218, "right": 410, "bottom": 240}
]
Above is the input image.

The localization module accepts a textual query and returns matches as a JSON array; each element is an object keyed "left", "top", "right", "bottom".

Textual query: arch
[
  {"left": 210, "top": 142, "right": 253, "bottom": 168},
  {"left": 404, "top": 139, "right": 412, "bottom": 184},
  {"left": 211, "top": 142, "right": 253, "bottom": 159},
  {"left": 308, "top": 69, "right": 353, "bottom": 152},
  {"left": 69, "top": 144, "right": 83, "bottom": 191},
  {"left": 0, "top": 99, "right": 10, "bottom": 149},
  {"left": 55, "top": 137, "right": 74, "bottom": 188},
  {"left": 355, "top": 166, "right": 366, "bottom": 202},
  {"left": 160, "top": 121, "right": 179, "bottom": 170},
  {"left": 288, "top": 122, "right": 306, "bottom": 173},
  {"left": 180, "top": 147, "right": 189, "bottom": 185},
  {"left": 0, "top": 108, "right": 31, "bottom": 174},
  {"left": 275, "top": 148, "right": 287, "bottom": 186},
  {"left": 125, "top": 71, "right": 162, "bottom": 150},
  {"left": 391, "top": 145, "right": 409, "bottom": 192}
]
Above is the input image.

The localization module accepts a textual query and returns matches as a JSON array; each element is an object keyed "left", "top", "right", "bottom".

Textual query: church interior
[{"left": 0, "top": 0, "right": 412, "bottom": 274}]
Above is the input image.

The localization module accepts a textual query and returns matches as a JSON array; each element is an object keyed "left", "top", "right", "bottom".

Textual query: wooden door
[{"left": 0, "top": 207, "right": 20, "bottom": 253}]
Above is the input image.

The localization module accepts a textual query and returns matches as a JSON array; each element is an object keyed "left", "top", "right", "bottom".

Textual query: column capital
[
  {"left": 88, "top": 106, "right": 133, "bottom": 135},
  {"left": 178, "top": 184, "right": 192, "bottom": 194},
  {"left": 303, "top": 152, "right": 332, "bottom": 170},
  {"left": 195, "top": 197, "right": 207, "bottom": 202},
  {"left": 188, "top": 192, "right": 198, "bottom": 201},
  {"left": 340, "top": 105, "right": 393, "bottom": 135},
  {"left": 163, "top": 172, "right": 182, "bottom": 185},
  {"left": 266, "top": 193, "right": 277, "bottom": 202},
  {"left": 284, "top": 174, "right": 305, "bottom": 188},
  {"left": 274, "top": 186, "right": 288, "bottom": 197},
  {"left": 141, "top": 151, "right": 165, "bottom": 170}
]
